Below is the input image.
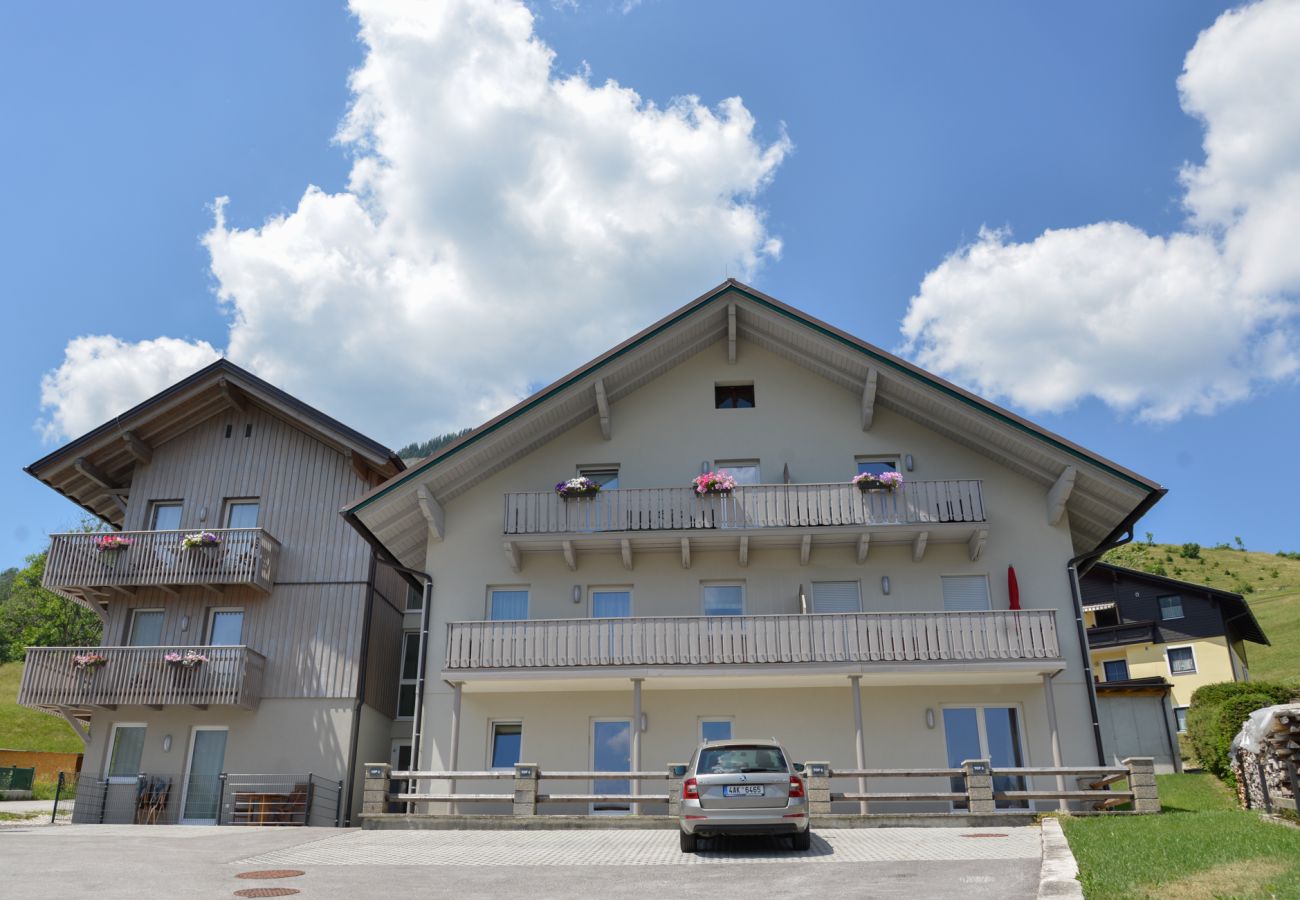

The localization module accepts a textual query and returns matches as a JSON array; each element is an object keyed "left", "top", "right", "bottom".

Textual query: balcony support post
[
  {"left": 849, "top": 675, "right": 867, "bottom": 814},
  {"left": 447, "top": 681, "right": 463, "bottom": 771},
  {"left": 799, "top": 534, "right": 812, "bottom": 566},
  {"left": 631, "top": 677, "right": 643, "bottom": 815},
  {"left": 680, "top": 538, "right": 691, "bottom": 569},
  {"left": 912, "top": 531, "right": 929, "bottom": 562},
  {"left": 856, "top": 533, "right": 870, "bottom": 564},
  {"left": 1042, "top": 672, "right": 1066, "bottom": 810},
  {"left": 58, "top": 709, "right": 90, "bottom": 744}
]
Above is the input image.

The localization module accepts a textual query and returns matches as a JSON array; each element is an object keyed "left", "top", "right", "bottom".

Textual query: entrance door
[
  {"left": 942, "top": 706, "right": 1027, "bottom": 809},
  {"left": 591, "top": 719, "right": 631, "bottom": 815},
  {"left": 180, "top": 727, "right": 228, "bottom": 824}
]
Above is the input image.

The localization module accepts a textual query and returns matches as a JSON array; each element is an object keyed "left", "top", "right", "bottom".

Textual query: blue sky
[{"left": 2, "top": 0, "right": 1298, "bottom": 568}]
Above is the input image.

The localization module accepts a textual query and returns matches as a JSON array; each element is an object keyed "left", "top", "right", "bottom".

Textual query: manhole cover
[
  {"left": 961, "top": 833, "right": 1008, "bottom": 838},
  {"left": 234, "top": 889, "right": 300, "bottom": 898},
  {"left": 236, "top": 870, "right": 305, "bottom": 879}
]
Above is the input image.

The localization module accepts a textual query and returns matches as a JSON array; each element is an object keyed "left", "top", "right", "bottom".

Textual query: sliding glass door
[{"left": 942, "top": 706, "right": 1027, "bottom": 809}]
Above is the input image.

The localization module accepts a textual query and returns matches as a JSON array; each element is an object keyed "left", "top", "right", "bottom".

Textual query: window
[
  {"left": 149, "top": 502, "right": 183, "bottom": 531},
  {"left": 942, "top": 706, "right": 1027, "bottom": 810},
  {"left": 714, "top": 460, "right": 761, "bottom": 485},
  {"left": 1102, "top": 659, "right": 1130, "bottom": 682},
  {"left": 696, "top": 744, "right": 787, "bottom": 774},
  {"left": 855, "top": 457, "right": 899, "bottom": 477},
  {"left": 714, "top": 383, "right": 755, "bottom": 409},
  {"left": 578, "top": 466, "right": 620, "bottom": 491},
  {"left": 811, "top": 581, "right": 862, "bottom": 614},
  {"left": 489, "top": 588, "right": 529, "bottom": 621},
  {"left": 406, "top": 583, "right": 423, "bottom": 611},
  {"left": 591, "top": 589, "right": 632, "bottom": 618},
  {"left": 396, "top": 633, "right": 419, "bottom": 719},
  {"left": 702, "top": 584, "right": 744, "bottom": 616},
  {"left": 206, "top": 609, "right": 244, "bottom": 645},
  {"left": 106, "top": 724, "right": 146, "bottom": 783},
  {"left": 490, "top": 723, "right": 523, "bottom": 770},
  {"left": 1158, "top": 595, "right": 1184, "bottom": 621},
  {"left": 1093, "top": 606, "right": 1120, "bottom": 628},
  {"left": 941, "top": 575, "right": 991, "bottom": 612},
  {"left": 700, "top": 719, "right": 733, "bottom": 742},
  {"left": 1174, "top": 707, "right": 1189, "bottom": 733},
  {"left": 223, "top": 500, "right": 260, "bottom": 529},
  {"left": 127, "top": 609, "right": 165, "bottom": 646},
  {"left": 1168, "top": 646, "right": 1197, "bottom": 675}
]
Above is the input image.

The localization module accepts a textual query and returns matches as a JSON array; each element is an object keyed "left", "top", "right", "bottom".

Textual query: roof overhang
[
  {"left": 28, "top": 359, "right": 404, "bottom": 528},
  {"left": 346, "top": 280, "right": 1164, "bottom": 569}
]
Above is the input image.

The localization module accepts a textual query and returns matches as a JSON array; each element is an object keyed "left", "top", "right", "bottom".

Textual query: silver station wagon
[{"left": 678, "top": 739, "right": 811, "bottom": 852}]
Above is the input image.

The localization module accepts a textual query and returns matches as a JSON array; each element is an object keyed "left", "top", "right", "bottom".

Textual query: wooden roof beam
[
  {"left": 912, "top": 531, "right": 929, "bottom": 562},
  {"left": 594, "top": 378, "right": 611, "bottom": 440},
  {"left": 121, "top": 430, "right": 152, "bottom": 464},
  {"left": 217, "top": 377, "right": 246, "bottom": 412},
  {"left": 861, "top": 368, "right": 878, "bottom": 430},
  {"left": 1047, "top": 466, "right": 1077, "bottom": 526},
  {"left": 74, "top": 457, "right": 120, "bottom": 491},
  {"left": 415, "top": 485, "right": 445, "bottom": 542}
]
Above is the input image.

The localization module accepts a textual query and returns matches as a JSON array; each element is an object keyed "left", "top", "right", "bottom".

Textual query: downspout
[
  {"left": 1065, "top": 489, "right": 1166, "bottom": 765},
  {"left": 342, "top": 552, "right": 379, "bottom": 826}
]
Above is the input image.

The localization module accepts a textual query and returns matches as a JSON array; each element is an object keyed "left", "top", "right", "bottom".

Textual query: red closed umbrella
[{"left": 1007, "top": 565, "right": 1021, "bottom": 610}]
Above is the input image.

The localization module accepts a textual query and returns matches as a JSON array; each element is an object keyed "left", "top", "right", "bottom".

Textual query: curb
[{"left": 1038, "top": 818, "right": 1083, "bottom": 898}]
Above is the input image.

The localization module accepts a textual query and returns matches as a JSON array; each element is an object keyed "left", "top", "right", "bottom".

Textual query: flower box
[
  {"left": 164, "top": 651, "right": 209, "bottom": 669},
  {"left": 693, "top": 471, "right": 738, "bottom": 495},
  {"left": 555, "top": 476, "right": 602, "bottom": 499},
  {"left": 853, "top": 471, "right": 903, "bottom": 492},
  {"left": 72, "top": 652, "right": 108, "bottom": 672},
  {"left": 181, "top": 532, "right": 222, "bottom": 550}
]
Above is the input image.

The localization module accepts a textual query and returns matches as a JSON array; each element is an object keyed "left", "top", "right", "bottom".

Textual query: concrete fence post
[
  {"left": 962, "top": 759, "right": 994, "bottom": 815},
  {"left": 513, "top": 763, "right": 538, "bottom": 817},
  {"left": 805, "top": 762, "right": 832, "bottom": 817},
  {"left": 1123, "top": 757, "right": 1160, "bottom": 813},
  {"left": 667, "top": 764, "right": 687, "bottom": 818},
  {"left": 361, "top": 763, "right": 391, "bottom": 817}
]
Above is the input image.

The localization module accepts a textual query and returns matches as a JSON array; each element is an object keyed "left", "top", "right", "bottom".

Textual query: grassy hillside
[
  {"left": 1102, "top": 542, "right": 1300, "bottom": 685},
  {"left": 0, "top": 661, "right": 82, "bottom": 752}
]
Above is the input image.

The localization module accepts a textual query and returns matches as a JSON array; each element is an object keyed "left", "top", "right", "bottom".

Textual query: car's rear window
[{"left": 696, "top": 745, "right": 788, "bottom": 774}]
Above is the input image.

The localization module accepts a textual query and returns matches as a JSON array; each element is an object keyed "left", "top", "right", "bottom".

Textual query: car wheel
[
  {"left": 792, "top": 829, "right": 811, "bottom": 851},
  {"left": 680, "top": 829, "right": 698, "bottom": 853}
]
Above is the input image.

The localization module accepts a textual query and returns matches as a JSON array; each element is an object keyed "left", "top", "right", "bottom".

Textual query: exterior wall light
[
  {"left": 905, "top": 455, "right": 914, "bottom": 472},
  {"left": 572, "top": 585, "right": 582, "bottom": 604},
  {"left": 639, "top": 712, "right": 649, "bottom": 733},
  {"left": 162, "top": 734, "right": 172, "bottom": 752},
  {"left": 925, "top": 708, "right": 935, "bottom": 729},
  {"left": 881, "top": 576, "right": 891, "bottom": 595},
  {"left": 179, "top": 615, "right": 189, "bottom": 633}
]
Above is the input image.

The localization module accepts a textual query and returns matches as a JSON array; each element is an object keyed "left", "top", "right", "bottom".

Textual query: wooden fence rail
[
  {"left": 504, "top": 480, "right": 985, "bottom": 535},
  {"left": 445, "top": 609, "right": 1061, "bottom": 671}
]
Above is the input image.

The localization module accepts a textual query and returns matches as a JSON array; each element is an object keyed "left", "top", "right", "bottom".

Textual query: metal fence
[
  {"left": 52, "top": 771, "right": 342, "bottom": 826},
  {"left": 0, "top": 766, "right": 36, "bottom": 793}
]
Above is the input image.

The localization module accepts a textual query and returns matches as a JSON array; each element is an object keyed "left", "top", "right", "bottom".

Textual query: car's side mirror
[{"left": 794, "top": 762, "right": 806, "bottom": 774}]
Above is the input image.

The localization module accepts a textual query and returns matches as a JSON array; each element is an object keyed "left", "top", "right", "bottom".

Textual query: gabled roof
[
  {"left": 27, "top": 359, "right": 404, "bottom": 527},
  {"left": 345, "top": 280, "right": 1164, "bottom": 568},
  {"left": 1089, "top": 562, "right": 1269, "bottom": 645}
]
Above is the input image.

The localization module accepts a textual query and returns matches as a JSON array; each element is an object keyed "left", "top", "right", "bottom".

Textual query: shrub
[
  {"left": 1179, "top": 542, "right": 1201, "bottom": 559},
  {"left": 1187, "top": 681, "right": 1298, "bottom": 781}
]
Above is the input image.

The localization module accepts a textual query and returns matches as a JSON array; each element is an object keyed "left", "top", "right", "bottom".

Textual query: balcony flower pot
[
  {"left": 692, "top": 471, "right": 737, "bottom": 496},
  {"left": 181, "top": 532, "right": 223, "bottom": 550},
  {"left": 163, "top": 651, "right": 209, "bottom": 670},
  {"left": 94, "top": 534, "right": 133, "bottom": 569},
  {"left": 72, "top": 652, "right": 107, "bottom": 673},
  {"left": 853, "top": 472, "right": 904, "bottom": 493},
  {"left": 555, "top": 476, "right": 601, "bottom": 500}
]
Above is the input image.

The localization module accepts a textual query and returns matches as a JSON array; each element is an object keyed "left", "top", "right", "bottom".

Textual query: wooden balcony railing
[
  {"left": 445, "top": 609, "right": 1059, "bottom": 672},
  {"left": 43, "top": 528, "right": 280, "bottom": 598},
  {"left": 1086, "top": 621, "right": 1158, "bottom": 649},
  {"left": 503, "top": 480, "right": 985, "bottom": 535},
  {"left": 18, "top": 645, "right": 266, "bottom": 711}
]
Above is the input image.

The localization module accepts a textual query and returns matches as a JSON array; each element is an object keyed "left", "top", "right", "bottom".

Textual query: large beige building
[
  {"left": 20, "top": 361, "right": 410, "bottom": 825},
  {"left": 346, "top": 281, "right": 1166, "bottom": 812}
]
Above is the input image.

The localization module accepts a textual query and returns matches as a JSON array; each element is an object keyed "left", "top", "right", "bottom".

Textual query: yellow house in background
[{"left": 1081, "top": 562, "right": 1269, "bottom": 732}]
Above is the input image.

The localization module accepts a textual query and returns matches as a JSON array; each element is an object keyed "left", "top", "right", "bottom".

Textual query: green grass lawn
[
  {"left": 1061, "top": 773, "right": 1300, "bottom": 898},
  {"left": 0, "top": 661, "right": 81, "bottom": 752},
  {"left": 1102, "top": 543, "right": 1300, "bottom": 685}
]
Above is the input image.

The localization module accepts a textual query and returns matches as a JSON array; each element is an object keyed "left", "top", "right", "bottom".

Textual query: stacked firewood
[{"left": 1233, "top": 709, "right": 1300, "bottom": 811}]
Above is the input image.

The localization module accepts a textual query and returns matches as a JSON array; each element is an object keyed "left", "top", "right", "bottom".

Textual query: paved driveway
[{"left": 0, "top": 824, "right": 1043, "bottom": 898}]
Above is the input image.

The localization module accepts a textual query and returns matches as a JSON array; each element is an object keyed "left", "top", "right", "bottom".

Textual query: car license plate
[{"left": 724, "top": 785, "right": 765, "bottom": 797}]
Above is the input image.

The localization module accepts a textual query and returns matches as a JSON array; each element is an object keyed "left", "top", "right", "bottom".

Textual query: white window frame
[
  {"left": 488, "top": 720, "right": 524, "bottom": 771},
  {"left": 205, "top": 607, "right": 244, "bottom": 645},
  {"left": 396, "top": 632, "right": 419, "bottom": 720},
  {"left": 810, "top": 580, "right": 863, "bottom": 614},
  {"left": 713, "top": 459, "right": 761, "bottom": 485},
  {"left": 701, "top": 582, "right": 746, "bottom": 616},
  {"left": 127, "top": 608, "right": 166, "bottom": 646},
  {"left": 698, "top": 717, "right": 735, "bottom": 743},
  {"left": 487, "top": 586, "right": 530, "bottom": 621},
  {"left": 1173, "top": 706, "right": 1190, "bottom": 734},
  {"left": 1166, "top": 645, "right": 1198, "bottom": 676},
  {"left": 854, "top": 455, "right": 901, "bottom": 476},
  {"left": 940, "top": 574, "right": 993, "bottom": 612},
  {"left": 105, "top": 722, "right": 147, "bottom": 784},
  {"left": 1158, "top": 595, "right": 1185, "bottom": 621},
  {"left": 589, "top": 586, "right": 633, "bottom": 618}
]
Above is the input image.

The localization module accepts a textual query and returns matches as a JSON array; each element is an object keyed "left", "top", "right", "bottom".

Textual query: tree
[
  {"left": 395, "top": 427, "right": 474, "bottom": 460},
  {"left": 0, "top": 552, "right": 102, "bottom": 661}
]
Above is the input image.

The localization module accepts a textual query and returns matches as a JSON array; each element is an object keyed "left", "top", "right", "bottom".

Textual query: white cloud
[
  {"left": 38, "top": 336, "right": 221, "bottom": 442},
  {"left": 38, "top": 0, "right": 788, "bottom": 443},
  {"left": 902, "top": 0, "right": 1300, "bottom": 422}
]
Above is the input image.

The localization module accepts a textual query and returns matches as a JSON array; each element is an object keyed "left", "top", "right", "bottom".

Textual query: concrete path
[
  {"left": 0, "top": 799, "right": 60, "bottom": 815},
  {"left": 0, "top": 824, "right": 1045, "bottom": 899}
]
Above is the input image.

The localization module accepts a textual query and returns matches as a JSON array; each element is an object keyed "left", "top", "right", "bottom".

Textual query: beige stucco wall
[
  {"left": 1092, "top": 635, "right": 1237, "bottom": 709},
  {"left": 408, "top": 338, "right": 1101, "bottom": 774}
]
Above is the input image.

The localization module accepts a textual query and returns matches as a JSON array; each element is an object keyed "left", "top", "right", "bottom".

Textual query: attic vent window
[
  {"left": 244, "top": 424, "right": 253, "bottom": 438},
  {"left": 715, "top": 383, "right": 755, "bottom": 409},
  {"left": 224, "top": 425, "right": 232, "bottom": 439}
]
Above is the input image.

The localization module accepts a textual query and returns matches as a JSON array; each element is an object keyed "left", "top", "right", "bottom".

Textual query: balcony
[
  {"left": 18, "top": 645, "right": 266, "bottom": 715},
  {"left": 444, "top": 609, "right": 1061, "bottom": 687},
  {"left": 502, "top": 481, "right": 987, "bottom": 565},
  {"left": 43, "top": 528, "right": 281, "bottom": 604},
  {"left": 1087, "top": 620, "right": 1157, "bottom": 649}
]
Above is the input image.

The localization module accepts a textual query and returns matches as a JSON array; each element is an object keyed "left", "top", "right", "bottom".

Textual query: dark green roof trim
[{"left": 347, "top": 281, "right": 1159, "bottom": 515}]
